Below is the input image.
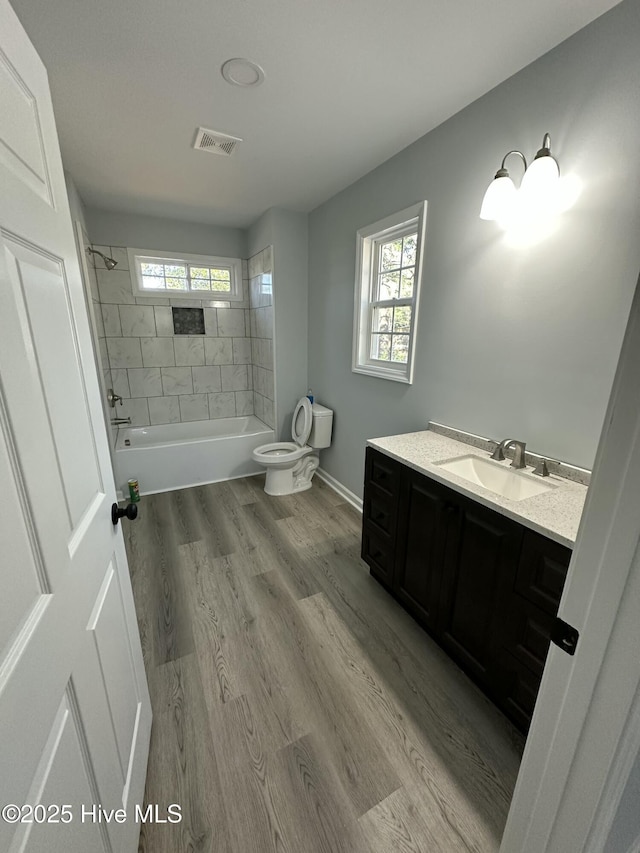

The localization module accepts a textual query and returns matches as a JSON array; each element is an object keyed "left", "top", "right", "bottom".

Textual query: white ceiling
[{"left": 12, "top": 0, "right": 621, "bottom": 228}]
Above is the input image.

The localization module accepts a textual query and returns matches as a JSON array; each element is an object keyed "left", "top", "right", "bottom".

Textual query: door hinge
[{"left": 550, "top": 617, "right": 579, "bottom": 655}]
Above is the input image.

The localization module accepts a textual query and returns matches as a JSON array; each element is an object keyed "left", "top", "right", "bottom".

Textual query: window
[
  {"left": 352, "top": 202, "right": 427, "bottom": 383},
  {"left": 128, "top": 248, "right": 243, "bottom": 301}
]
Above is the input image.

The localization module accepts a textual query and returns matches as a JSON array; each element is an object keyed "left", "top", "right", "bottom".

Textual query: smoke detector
[
  {"left": 221, "top": 58, "right": 265, "bottom": 88},
  {"left": 193, "top": 127, "right": 242, "bottom": 156}
]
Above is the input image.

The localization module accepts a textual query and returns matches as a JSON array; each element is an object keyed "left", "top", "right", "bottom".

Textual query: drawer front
[
  {"left": 362, "top": 525, "right": 395, "bottom": 589},
  {"left": 504, "top": 594, "right": 554, "bottom": 677},
  {"left": 496, "top": 648, "right": 541, "bottom": 732},
  {"left": 515, "top": 530, "right": 571, "bottom": 614},
  {"left": 365, "top": 447, "right": 401, "bottom": 499},
  {"left": 363, "top": 489, "right": 396, "bottom": 538}
]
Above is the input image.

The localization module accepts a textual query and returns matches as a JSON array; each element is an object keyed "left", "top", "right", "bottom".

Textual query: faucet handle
[
  {"left": 107, "top": 388, "right": 124, "bottom": 408},
  {"left": 532, "top": 457, "right": 560, "bottom": 477}
]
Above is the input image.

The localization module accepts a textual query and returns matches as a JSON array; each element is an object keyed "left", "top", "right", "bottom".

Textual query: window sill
[{"left": 352, "top": 364, "right": 412, "bottom": 384}]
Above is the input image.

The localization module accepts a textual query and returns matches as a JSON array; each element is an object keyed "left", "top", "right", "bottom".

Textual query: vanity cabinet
[{"left": 362, "top": 446, "right": 572, "bottom": 731}]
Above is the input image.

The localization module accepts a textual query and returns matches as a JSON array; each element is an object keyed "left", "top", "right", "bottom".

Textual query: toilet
[{"left": 252, "top": 397, "right": 333, "bottom": 495}]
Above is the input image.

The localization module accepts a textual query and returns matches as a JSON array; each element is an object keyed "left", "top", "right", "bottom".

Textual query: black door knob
[{"left": 111, "top": 502, "right": 138, "bottom": 526}]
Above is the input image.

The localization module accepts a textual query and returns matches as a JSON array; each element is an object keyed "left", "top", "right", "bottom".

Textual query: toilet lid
[{"left": 291, "top": 397, "right": 313, "bottom": 446}]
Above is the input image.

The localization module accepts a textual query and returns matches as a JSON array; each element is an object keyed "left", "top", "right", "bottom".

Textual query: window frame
[
  {"left": 352, "top": 201, "right": 427, "bottom": 384},
  {"left": 127, "top": 248, "right": 243, "bottom": 301}
]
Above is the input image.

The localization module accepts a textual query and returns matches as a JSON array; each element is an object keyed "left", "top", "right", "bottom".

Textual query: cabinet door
[
  {"left": 438, "top": 500, "right": 523, "bottom": 687},
  {"left": 393, "top": 469, "right": 451, "bottom": 632}
]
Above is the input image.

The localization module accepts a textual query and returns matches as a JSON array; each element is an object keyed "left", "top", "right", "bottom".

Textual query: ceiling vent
[{"left": 193, "top": 127, "right": 242, "bottom": 156}]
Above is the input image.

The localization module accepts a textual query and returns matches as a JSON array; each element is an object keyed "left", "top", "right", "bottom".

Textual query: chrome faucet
[
  {"left": 490, "top": 438, "right": 527, "bottom": 469},
  {"left": 111, "top": 417, "right": 131, "bottom": 426}
]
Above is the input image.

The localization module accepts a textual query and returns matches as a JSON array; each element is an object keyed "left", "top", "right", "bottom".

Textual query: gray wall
[
  {"left": 86, "top": 208, "right": 247, "bottom": 259},
  {"left": 249, "top": 208, "right": 308, "bottom": 440},
  {"left": 308, "top": 0, "right": 640, "bottom": 497}
]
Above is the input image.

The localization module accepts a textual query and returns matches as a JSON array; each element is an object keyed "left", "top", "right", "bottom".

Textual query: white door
[
  {"left": 0, "top": 3, "right": 151, "bottom": 852},
  {"left": 500, "top": 270, "right": 640, "bottom": 852}
]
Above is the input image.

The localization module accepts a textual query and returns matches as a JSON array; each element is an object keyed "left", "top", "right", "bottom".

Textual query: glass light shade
[
  {"left": 520, "top": 155, "right": 560, "bottom": 196},
  {"left": 480, "top": 175, "right": 517, "bottom": 221}
]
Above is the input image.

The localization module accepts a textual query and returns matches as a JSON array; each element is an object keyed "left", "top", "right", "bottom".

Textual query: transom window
[
  {"left": 128, "top": 249, "right": 243, "bottom": 301},
  {"left": 353, "top": 202, "right": 427, "bottom": 383}
]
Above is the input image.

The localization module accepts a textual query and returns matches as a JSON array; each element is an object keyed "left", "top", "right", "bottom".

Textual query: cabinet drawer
[
  {"left": 365, "top": 447, "right": 401, "bottom": 498},
  {"left": 515, "top": 530, "right": 571, "bottom": 614},
  {"left": 496, "top": 648, "right": 541, "bottom": 732},
  {"left": 362, "top": 526, "right": 395, "bottom": 589},
  {"left": 363, "top": 489, "right": 397, "bottom": 538},
  {"left": 504, "top": 594, "right": 554, "bottom": 677}
]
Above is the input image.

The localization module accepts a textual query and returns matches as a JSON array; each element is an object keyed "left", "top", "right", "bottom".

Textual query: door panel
[
  {"left": 0, "top": 45, "right": 52, "bottom": 203},
  {"left": 4, "top": 237, "right": 103, "bottom": 526},
  {"left": 393, "top": 470, "right": 448, "bottom": 631},
  {"left": 88, "top": 564, "right": 141, "bottom": 775},
  {"left": 0, "top": 420, "right": 46, "bottom": 654},
  {"left": 439, "top": 502, "right": 522, "bottom": 684}
]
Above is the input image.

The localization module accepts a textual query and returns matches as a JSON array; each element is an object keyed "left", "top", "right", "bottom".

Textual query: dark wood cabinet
[
  {"left": 438, "top": 499, "right": 522, "bottom": 688},
  {"left": 361, "top": 446, "right": 572, "bottom": 731},
  {"left": 393, "top": 469, "right": 451, "bottom": 632}
]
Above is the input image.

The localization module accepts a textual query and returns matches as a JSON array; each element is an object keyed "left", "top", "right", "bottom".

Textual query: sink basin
[{"left": 436, "top": 455, "right": 556, "bottom": 501}]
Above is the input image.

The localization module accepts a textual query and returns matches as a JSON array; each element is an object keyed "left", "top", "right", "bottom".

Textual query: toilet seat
[
  {"left": 253, "top": 441, "right": 310, "bottom": 463},
  {"left": 291, "top": 397, "right": 312, "bottom": 446}
]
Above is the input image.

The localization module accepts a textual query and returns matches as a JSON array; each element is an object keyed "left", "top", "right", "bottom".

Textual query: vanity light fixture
[{"left": 480, "top": 133, "right": 560, "bottom": 222}]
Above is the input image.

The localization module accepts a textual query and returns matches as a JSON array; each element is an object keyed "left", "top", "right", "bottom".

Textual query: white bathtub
[{"left": 114, "top": 416, "right": 274, "bottom": 497}]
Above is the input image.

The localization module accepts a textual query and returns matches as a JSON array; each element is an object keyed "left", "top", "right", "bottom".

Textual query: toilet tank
[{"left": 308, "top": 403, "right": 333, "bottom": 449}]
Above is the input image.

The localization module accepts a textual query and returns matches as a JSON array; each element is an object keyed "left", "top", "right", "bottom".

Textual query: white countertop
[{"left": 368, "top": 430, "right": 589, "bottom": 547}]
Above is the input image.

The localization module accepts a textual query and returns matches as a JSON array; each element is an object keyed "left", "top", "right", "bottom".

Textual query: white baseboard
[{"left": 316, "top": 468, "right": 363, "bottom": 512}]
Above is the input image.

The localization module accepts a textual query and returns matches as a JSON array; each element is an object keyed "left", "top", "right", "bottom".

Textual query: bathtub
[{"left": 114, "top": 416, "right": 274, "bottom": 497}]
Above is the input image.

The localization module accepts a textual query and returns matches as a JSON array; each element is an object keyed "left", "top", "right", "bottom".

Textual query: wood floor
[{"left": 123, "top": 475, "right": 524, "bottom": 853}]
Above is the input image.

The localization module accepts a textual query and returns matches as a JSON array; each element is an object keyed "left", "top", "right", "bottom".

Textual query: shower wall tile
[
  {"left": 232, "top": 338, "right": 252, "bottom": 365},
  {"left": 174, "top": 337, "right": 205, "bottom": 366},
  {"left": 203, "top": 308, "right": 218, "bottom": 336},
  {"left": 109, "top": 247, "right": 129, "bottom": 270},
  {"left": 107, "top": 337, "right": 143, "bottom": 368},
  {"left": 102, "top": 304, "right": 122, "bottom": 337},
  {"left": 97, "top": 269, "right": 135, "bottom": 304},
  {"left": 204, "top": 338, "right": 233, "bottom": 365},
  {"left": 119, "top": 305, "right": 156, "bottom": 337},
  {"left": 217, "top": 308, "right": 246, "bottom": 337},
  {"left": 119, "top": 397, "right": 150, "bottom": 427},
  {"left": 192, "top": 366, "right": 222, "bottom": 394},
  {"left": 248, "top": 247, "right": 275, "bottom": 432},
  {"left": 154, "top": 306, "right": 174, "bottom": 336},
  {"left": 98, "top": 338, "right": 110, "bottom": 371},
  {"left": 89, "top": 244, "right": 262, "bottom": 425},
  {"left": 161, "top": 367, "right": 193, "bottom": 396},
  {"left": 148, "top": 396, "right": 180, "bottom": 425},
  {"left": 179, "top": 394, "right": 210, "bottom": 422},
  {"left": 263, "top": 398, "right": 274, "bottom": 429},
  {"left": 128, "top": 367, "right": 163, "bottom": 398},
  {"left": 253, "top": 391, "right": 264, "bottom": 422},
  {"left": 208, "top": 392, "right": 236, "bottom": 419},
  {"left": 235, "top": 391, "right": 254, "bottom": 417},
  {"left": 221, "top": 364, "right": 250, "bottom": 393},
  {"left": 110, "top": 369, "right": 130, "bottom": 399},
  {"left": 141, "top": 337, "right": 175, "bottom": 367}
]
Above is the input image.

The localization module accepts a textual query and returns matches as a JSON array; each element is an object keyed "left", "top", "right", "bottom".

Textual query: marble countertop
[{"left": 368, "top": 429, "right": 589, "bottom": 547}]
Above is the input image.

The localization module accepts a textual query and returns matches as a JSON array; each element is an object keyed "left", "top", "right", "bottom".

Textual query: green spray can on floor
[{"left": 128, "top": 478, "right": 140, "bottom": 503}]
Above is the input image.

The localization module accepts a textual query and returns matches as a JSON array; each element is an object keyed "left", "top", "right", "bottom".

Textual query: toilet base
[{"left": 263, "top": 453, "right": 319, "bottom": 496}]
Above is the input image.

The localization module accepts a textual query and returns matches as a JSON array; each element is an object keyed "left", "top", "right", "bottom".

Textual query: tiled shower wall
[
  {"left": 249, "top": 246, "right": 275, "bottom": 429},
  {"left": 93, "top": 246, "right": 257, "bottom": 427}
]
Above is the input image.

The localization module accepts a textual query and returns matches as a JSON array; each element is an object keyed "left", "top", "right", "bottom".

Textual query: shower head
[{"left": 86, "top": 247, "right": 118, "bottom": 270}]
